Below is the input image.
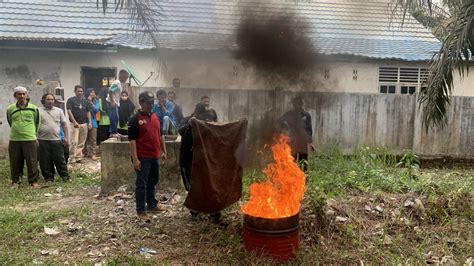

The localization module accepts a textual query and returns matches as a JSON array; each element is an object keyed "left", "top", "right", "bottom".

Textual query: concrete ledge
[{"left": 100, "top": 138, "right": 181, "bottom": 195}]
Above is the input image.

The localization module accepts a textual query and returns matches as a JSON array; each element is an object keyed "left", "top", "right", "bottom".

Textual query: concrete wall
[
  {"left": 158, "top": 88, "right": 471, "bottom": 158},
  {"left": 0, "top": 47, "right": 472, "bottom": 154}
]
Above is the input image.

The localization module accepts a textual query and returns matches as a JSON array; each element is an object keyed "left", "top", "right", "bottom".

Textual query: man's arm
[
  {"left": 67, "top": 109, "right": 78, "bottom": 124},
  {"left": 87, "top": 111, "right": 92, "bottom": 129},
  {"left": 66, "top": 100, "right": 78, "bottom": 126},
  {"left": 128, "top": 115, "right": 140, "bottom": 170},
  {"left": 62, "top": 121, "right": 69, "bottom": 145},
  {"left": 165, "top": 101, "right": 174, "bottom": 117},
  {"left": 212, "top": 109, "right": 218, "bottom": 122},
  {"left": 129, "top": 140, "right": 140, "bottom": 171},
  {"left": 6, "top": 108, "right": 11, "bottom": 127},
  {"left": 34, "top": 108, "right": 40, "bottom": 132},
  {"left": 160, "top": 135, "right": 167, "bottom": 160}
]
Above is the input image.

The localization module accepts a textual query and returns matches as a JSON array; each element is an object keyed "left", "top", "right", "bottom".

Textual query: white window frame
[{"left": 378, "top": 67, "right": 427, "bottom": 95}]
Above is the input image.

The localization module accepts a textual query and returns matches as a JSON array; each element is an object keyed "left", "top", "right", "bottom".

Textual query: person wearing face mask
[
  {"left": 37, "top": 93, "right": 70, "bottom": 183},
  {"left": 117, "top": 91, "right": 135, "bottom": 135},
  {"left": 6, "top": 86, "right": 41, "bottom": 189}
]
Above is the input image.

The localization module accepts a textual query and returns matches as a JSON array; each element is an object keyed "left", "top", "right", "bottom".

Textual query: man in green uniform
[{"left": 6, "top": 86, "right": 41, "bottom": 188}]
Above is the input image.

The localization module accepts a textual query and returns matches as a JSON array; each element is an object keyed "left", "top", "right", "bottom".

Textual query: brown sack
[{"left": 184, "top": 119, "right": 248, "bottom": 213}]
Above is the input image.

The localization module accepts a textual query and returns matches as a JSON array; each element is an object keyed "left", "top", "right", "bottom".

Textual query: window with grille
[{"left": 378, "top": 67, "right": 428, "bottom": 95}]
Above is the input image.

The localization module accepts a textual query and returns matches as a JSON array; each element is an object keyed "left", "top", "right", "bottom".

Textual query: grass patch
[
  {"left": 306, "top": 146, "right": 473, "bottom": 196},
  {"left": 0, "top": 158, "right": 98, "bottom": 264}
]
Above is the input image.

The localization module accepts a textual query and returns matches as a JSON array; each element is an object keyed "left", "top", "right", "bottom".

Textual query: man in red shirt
[{"left": 128, "top": 91, "right": 168, "bottom": 220}]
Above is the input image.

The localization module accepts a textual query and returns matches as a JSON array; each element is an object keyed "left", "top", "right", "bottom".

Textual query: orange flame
[{"left": 241, "top": 134, "right": 306, "bottom": 218}]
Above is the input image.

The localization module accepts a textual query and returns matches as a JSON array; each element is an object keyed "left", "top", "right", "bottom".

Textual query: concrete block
[{"left": 100, "top": 138, "right": 182, "bottom": 195}]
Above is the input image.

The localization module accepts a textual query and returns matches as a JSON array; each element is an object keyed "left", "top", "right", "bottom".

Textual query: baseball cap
[{"left": 139, "top": 91, "right": 155, "bottom": 102}]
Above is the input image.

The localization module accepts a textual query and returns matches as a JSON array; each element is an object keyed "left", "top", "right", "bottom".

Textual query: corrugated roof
[{"left": 0, "top": 0, "right": 441, "bottom": 60}]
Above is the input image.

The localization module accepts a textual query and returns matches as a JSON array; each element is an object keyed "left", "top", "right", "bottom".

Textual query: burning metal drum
[{"left": 243, "top": 213, "right": 299, "bottom": 261}]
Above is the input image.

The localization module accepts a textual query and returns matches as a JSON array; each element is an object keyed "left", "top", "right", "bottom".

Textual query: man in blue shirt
[{"left": 152, "top": 89, "right": 176, "bottom": 135}]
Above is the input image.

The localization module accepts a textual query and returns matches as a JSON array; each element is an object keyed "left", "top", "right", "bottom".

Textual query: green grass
[
  {"left": 0, "top": 158, "right": 98, "bottom": 264},
  {"left": 0, "top": 147, "right": 472, "bottom": 264},
  {"left": 306, "top": 146, "right": 473, "bottom": 197}
]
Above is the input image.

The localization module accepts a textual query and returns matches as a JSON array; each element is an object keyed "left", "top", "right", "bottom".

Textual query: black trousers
[
  {"left": 117, "top": 128, "right": 128, "bottom": 135},
  {"left": 9, "top": 141, "right": 39, "bottom": 184},
  {"left": 63, "top": 142, "right": 69, "bottom": 164},
  {"left": 39, "top": 140, "right": 69, "bottom": 181},
  {"left": 97, "top": 125, "right": 110, "bottom": 145}
]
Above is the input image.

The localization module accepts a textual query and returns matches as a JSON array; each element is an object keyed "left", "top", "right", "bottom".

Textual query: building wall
[{"left": 0, "top": 47, "right": 472, "bottom": 153}]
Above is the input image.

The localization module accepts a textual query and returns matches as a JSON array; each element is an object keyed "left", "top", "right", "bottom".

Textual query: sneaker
[
  {"left": 31, "top": 183, "right": 41, "bottom": 189},
  {"left": 147, "top": 206, "right": 167, "bottom": 214},
  {"left": 137, "top": 212, "right": 152, "bottom": 222},
  {"left": 42, "top": 180, "right": 54, "bottom": 187}
]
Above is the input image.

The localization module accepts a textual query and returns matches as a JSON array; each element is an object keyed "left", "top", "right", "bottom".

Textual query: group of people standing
[
  {"left": 6, "top": 71, "right": 312, "bottom": 228},
  {"left": 5, "top": 69, "right": 192, "bottom": 189},
  {"left": 5, "top": 70, "right": 127, "bottom": 187}
]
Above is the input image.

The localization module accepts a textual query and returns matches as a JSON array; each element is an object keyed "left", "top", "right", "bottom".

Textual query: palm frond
[
  {"left": 394, "top": 0, "right": 473, "bottom": 130},
  {"left": 419, "top": 0, "right": 473, "bottom": 129},
  {"left": 97, "top": 0, "right": 164, "bottom": 49}
]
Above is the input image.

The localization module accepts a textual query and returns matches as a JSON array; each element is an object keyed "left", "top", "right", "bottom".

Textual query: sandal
[{"left": 31, "top": 183, "right": 41, "bottom": 189}]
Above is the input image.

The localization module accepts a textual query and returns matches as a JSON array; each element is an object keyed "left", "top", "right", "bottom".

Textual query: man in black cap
[{"left": 128, "top": 91, "right": 168, "bottom": 221}]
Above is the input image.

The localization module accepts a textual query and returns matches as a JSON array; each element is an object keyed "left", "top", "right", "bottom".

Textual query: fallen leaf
[
  {"left": 364, "top": 205, "right": 372, "bottom": 212},
  {"left": 375, "top": 206, "right": 384, "bottom": 213},
  {"left": 44, "top": 193, "right": 53, "bottom": 197},
  {"left": 383, "top": 235, "right": 392, "bottom": 245},
  {"left": 40, "top": 250, "right": 49, "bottom": 255},
  {"left": 404, "top": 199, "right": 414, "bottom": 207},
  {"left": 44, "top": 226, "right": 60, "bottom": 236},
  {"left": 335, "top": 216, "right": 348, "bottom": 222},
  {"left": 325, "top": 209, "right": 336, "bottom": 217}
]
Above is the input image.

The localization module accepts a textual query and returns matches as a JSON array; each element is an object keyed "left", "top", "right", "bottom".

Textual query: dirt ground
[{"left": 4, "top": 159, "right": 473, "bottom": 264}]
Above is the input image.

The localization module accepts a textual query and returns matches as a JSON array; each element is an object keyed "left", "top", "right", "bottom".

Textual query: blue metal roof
[{"left": 0, "top": 0, "right": 441, "bottom": 61}]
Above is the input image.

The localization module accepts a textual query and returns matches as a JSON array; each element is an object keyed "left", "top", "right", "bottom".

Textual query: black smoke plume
[{"left": 234, "top": 6, "right": 318, "bottom": 83}]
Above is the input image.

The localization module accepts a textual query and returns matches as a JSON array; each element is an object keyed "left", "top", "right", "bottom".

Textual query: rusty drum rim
[{"left": 243, "top": 213, "right": 299, "bottom": 234}]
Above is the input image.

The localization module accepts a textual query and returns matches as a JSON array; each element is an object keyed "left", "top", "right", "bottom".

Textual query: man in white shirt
[{"left": 38, "top": 93, "right": 70, "bottom": 182}]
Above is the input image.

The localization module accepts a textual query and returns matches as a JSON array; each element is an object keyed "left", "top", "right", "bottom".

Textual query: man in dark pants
[
  {"left": 280, "top": 96, "right": 313, "bottom": 171},
  {"left": 38, "top": 93, "right": 70, "bottom": 182},
  {"left": 128, "top": 91, "right": 168, "bottom": 221},
  {"left": 6, "top": 86, "right": 41, "bottom": 188}
]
